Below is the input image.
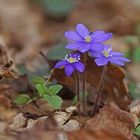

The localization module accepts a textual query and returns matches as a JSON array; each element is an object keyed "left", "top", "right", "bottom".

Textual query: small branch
[
  {"left": 39, "top": 51, "right": 49, "bottom": 64},
  {"left": 92, "top": 65, "right": 107, "bottom": 116}
]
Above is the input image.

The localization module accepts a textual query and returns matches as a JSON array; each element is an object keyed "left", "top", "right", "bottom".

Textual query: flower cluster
[{"left": 55, "top": 23, "right": 130, "bottom": 76}]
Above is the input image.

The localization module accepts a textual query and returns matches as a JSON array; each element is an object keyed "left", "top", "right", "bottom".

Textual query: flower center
[
  {"left": 85, "top": 36, "right": 91, "bottom": 43},
  {"left": 65, "top": 54, "right": 80, "bottom": 63},
  {"left": 102, "top": 50, "right": 110, "bottom": 57},
  {"left": 102, "top": 48, "right": 112, "bottom": 57},
  {"left": 67, "top": 57, "right": 77, "bottom": 63}
]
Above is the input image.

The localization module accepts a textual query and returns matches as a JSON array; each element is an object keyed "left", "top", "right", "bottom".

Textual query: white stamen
[
  {"left": 102, "top": 47, "right": 112, "bottom": 57},
  {"left": 65, "top": 54, "right": 80, "bottom": 63}
]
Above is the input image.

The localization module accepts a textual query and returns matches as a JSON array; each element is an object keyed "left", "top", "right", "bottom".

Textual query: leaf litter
[{"left": 0, "top": 0, "right": 140, "bottom": 139}]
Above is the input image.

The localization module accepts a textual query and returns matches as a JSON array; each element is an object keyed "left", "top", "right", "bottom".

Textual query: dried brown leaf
[
  {"left": 0, "top": 38, "right": 10, "bottom": 65},
  {"left": 9, "top": 113, "right": 27, "bottom": 131},
  {"left": 0, "top": 106, "right": 16, "bottom": 121},
  {"left": 6, "top": 104, "right": 137, "bottom": 140},
  {"left": 0, "top": 38, "right": 19, "bottom": 79},
  {"left": 0, "top": 134, "right": 15, "bottom": 140},
  {"left": 14, "top": 115, "right": 58, "bottom": 140},
  {"left": 10, "top": 75, "right": 33, "bottom": 93},
  {"left": 0, "top": 95, "right": 11, "bottom": 108},
  {"left": 86, "top": 103, "right": 137, "bottom": 140},
  {"left": 62, "top": 119, "right": 80, "bottom": 131},
  {"left": 21, "top": 102, "right": 47, "bottom": 118},
  {"left": 0, "top": 83, "right": 17, "bottom": 108},
  {"left": 130, "top": 100, "right": 140, "bottom": 117},
  {"left": 16, "top": 118, "right": 132, "bottom": 140},
  {"left": 67, "top": 129, "right": 128, "bottom": 140}
]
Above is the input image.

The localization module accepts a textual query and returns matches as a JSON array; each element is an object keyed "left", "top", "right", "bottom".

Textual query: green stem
[
  {"left": 92, "top": 65, "right": 107, "bottom": 116},
  {"left": 82, "top": 53, "right": 87, "bottom": 114},
  {"left": 74, "top": 71, "right": 80, "bottom": 114}
]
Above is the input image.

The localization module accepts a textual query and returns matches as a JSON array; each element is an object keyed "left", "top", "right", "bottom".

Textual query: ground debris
[
  {"left": 86, "top": 103, "right": 138, "bottom": 140},
  {"left": 9, "top": 113, "right": 27, "bottom": 131}
]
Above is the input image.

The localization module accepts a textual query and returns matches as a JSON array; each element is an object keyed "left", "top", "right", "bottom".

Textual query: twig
[{"left": 39, "top": 51, "right": 49, "bottom": 63}]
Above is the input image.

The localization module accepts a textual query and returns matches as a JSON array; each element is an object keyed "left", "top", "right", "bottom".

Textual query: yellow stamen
[
  {"left": 102, "top": 50, "right": 109, "bottom": 57},
  {"left": 85, "top": 36, "right": 91, "bottom": 42},
  {"left": 68, "top": 57, "right": 77, "bottom": 63}
]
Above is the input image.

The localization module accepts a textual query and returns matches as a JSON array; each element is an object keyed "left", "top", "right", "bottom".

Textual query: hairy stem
[
  {"left": 82, "top": 53, "right": 88, "bottom": 114},
  {"left": 74, "top": 71, "right": 80, "bottom": 114},
  {"left": 92, "top": 65, "right": 107, "bottom": 116}
]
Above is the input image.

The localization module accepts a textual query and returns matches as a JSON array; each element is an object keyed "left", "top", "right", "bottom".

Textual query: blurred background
[{"left": 0, "top": 0, "right": 140, "bottom": 99}]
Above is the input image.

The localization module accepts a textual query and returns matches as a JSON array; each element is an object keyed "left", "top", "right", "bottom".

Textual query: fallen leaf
[
  {"left": 54, "top": 111, "right": 70, "bottom": 125},
  {"left": 0, "top": 37, "right": 19, "bottom": 79},
  {"left": 10, "top": 75, "right": 33, "bottom": 93},
  {"left": 9, "top": 113, "right": 27, "bottom": 131},
  {"left": 0, "top": 37, "right": 10, "bottom": 65},
  {"left": 0, "top": 95, "right": 11, "bottom": 108},
  {"left": 62, "top": 119, "right": 80, "bottom": 131},
  {"left": 0, "top": 106, "right": 16, "bottom": 121},
  {"left": 0, "top": 134, "right": 15, "bottom": 140},
  {"left": 6, "top": 104, "right": 137, "bottom": 140},
  {"left": 86, "top": 103, "right": 138, "bottom": 140},
  {"left": 0, "top": 122, "right": 7, "bottom": 134},
  {"left": 16, "top": 120, "right": 133, "bottom": 140},
  {"left": 0, "top": 83, "right": 18, "bottom": 108},
  {"left": 130, "top": 99, "right": 140, "bottom": 117},
  {"left": 14, "top": 115, "right": 59, "bottom": 140},
  {"left": 21, "top": 102, "right": 47, "bottom": 118},
  {"left": 53, "top": 106, "right": 77, "bottom": 126},
  {"left": 67, "top": 129, "right": 128, "bottom": 140},
  {"left": 66, "top": 106, "right": 77, "bottom": 113}
]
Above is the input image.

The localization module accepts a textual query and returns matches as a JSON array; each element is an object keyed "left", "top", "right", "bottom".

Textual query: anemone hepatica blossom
[
  {"left": 64, "top": 24, "right": 113, "bottom": 53},
  {"left": 90, "top": 45, "right": 130, "bottom": 66},
  {"left": 54, "top": 53, "right": 84, "bottom": 76}
]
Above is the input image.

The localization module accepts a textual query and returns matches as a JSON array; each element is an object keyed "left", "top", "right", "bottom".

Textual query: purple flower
[
  {"left": 64, "top": 23, "right": 112, "bottom": 53},
  {"left": 54, "top": 53, "right": 84, "bottom": 76},
  {"left": 90, "top": 45, "right": 130, "bottom": 66}
]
